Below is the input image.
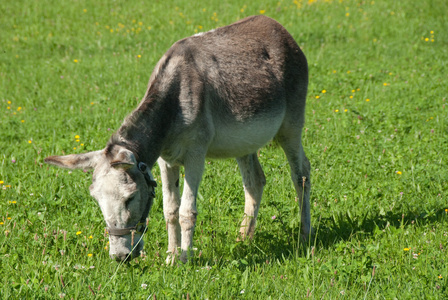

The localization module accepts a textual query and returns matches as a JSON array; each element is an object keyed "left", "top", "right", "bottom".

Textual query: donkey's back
[{"left": 145, "top": 15, "right": 308, "bottom": 160}]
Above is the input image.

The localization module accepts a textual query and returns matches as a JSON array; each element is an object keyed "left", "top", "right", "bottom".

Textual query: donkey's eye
[
  {"left": 125, "top": 195, "right": 135, "bottom": 207},
  {"left": 125, "top": 192, "right": 139, "bottom": 207}
]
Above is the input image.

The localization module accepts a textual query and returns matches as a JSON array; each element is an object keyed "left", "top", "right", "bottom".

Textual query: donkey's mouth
[{"left": 111, "top": 247, "right": 142, "bottom": 262}]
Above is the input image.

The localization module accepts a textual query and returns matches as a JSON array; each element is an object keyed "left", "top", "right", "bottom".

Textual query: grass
[{"left": 1, "top": 0, "right": 448, "bottom": 298}]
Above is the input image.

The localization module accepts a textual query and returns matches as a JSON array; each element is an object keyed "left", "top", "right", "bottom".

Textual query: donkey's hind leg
[
  {"left": 277, "top": 134, "right": 312, "bottom": 241},
  {"left": 236, "top": 153, "right": 266, "bottom": 240}
]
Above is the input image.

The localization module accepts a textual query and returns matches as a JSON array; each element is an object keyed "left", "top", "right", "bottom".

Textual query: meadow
[{"left": 1, "top": 0, "right": 447, "bottom": 298}]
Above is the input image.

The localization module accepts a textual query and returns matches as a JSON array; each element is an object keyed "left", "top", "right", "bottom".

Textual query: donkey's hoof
[
  {"left": 179, "top": 251, "right": 189, "bottom": 263},
  {"left": 178, "top": 247, "right": 197, "bottom": 263},
  {"left": 165, "top": 254, "right": 175, "bottom": 266},
  {"left": 165, "top": 249, "right": 180, "bottom": 266},
  {"left": 300, "top": 226, "right": 315, "bottom": 242}
]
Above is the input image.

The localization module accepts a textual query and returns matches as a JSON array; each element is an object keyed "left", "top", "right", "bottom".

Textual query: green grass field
[{"left": 1, "top": 0, "right": 447, "bottom": 298}]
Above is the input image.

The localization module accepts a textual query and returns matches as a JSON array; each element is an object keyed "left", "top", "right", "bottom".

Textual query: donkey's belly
[{"left": 206, "top": 116, "right": 283, "bottom": 158}]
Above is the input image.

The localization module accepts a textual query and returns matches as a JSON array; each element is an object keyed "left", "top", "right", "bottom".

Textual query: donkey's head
[{"left": 45, "top": 144, "right": 157, "bottom": 262}]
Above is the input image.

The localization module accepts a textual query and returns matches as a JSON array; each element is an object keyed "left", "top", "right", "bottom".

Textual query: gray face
[
  {"left": 90, "top": 163, "right": 151, "bottom": 260},
  {"left": 44, "top": 146, "right": 154, "bottom": 262}
]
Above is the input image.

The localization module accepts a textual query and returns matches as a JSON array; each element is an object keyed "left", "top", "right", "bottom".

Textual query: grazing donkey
[{"left": 45, "top": 15, "right": 311, "bottom": 262}]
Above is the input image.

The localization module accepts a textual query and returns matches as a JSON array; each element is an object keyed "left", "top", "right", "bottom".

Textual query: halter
[{"left": 106, "top": 162, "right": 157, "bottom": 237}]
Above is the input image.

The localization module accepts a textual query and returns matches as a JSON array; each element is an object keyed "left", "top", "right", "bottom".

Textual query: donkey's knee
[
  {"left": 164, "top": 205, "right": 180, "bottom": 225},
  {"left": 179, "top": 210, "right": 197, "bottom": 231}
]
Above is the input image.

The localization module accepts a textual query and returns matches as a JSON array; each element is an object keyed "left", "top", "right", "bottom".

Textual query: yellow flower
[
  {"left": 315, "top": 95, "right": 320, "bottom": 99},
  {"left": 383, "top": 83, "right": 389, "bottom": 86},
  {"left": 260, "top": 10, "right": 266, "bottom": 14},
  {"left": 322, "top": 90, "right": 326, "bottom": 93},
  {"left": 351, "top": 89, "right": 355, "bottom": 93},
  {"left": 439, "top": 275, "right": 443, "bottom": 279},
  {"left": 9, "top": 201, "right": 17, "bottom": 204},
  {"left": 21, "top": 120, "right": 25, "bottom": 123},
  {"left": 76, "top": 231, "right": 82, "bottom": 235},
  {"left": 7, "top": 107, "right": 10, "bottom": 110},
  {"left": 137, "top": 55, "right": 141, "bottom": 58},
  {"left": 366, "top": 99, "right": 370, "bottom": 102},
  {"left": 345, "top": 12, "right": 350, "bottom": 17},
  {"left": 0, "top": 222, "right": 3, "bottom": 225},
  {"left": 0, "top": 181, "right": 3, "bottom": 184},
  {"left": 75, "top": 135, "right": 80, "bottom": 139},
  {"left": 344, "top": 109, "right": 348, "bottom": 112},
  {"left": 403, "top": 248, "right": 410, "bottom": 251},
  {"left": 7, "top": 101, "right": 11, "bottom": 104},
  {"left": 349, "top": 95, "right": 353, "bottom": 99},
  {"left": 396, "top": 171, "right": 402, "bottom": 175},
  {"left": 87, "top": 253, "right": 93, "bottom": 257},
  {"left": 425, "top": 38, "right": 429, "bottom": 42},
  {"left": 89, "top": 235, "right": 93, "bottom": 239},
  {"left": 7, "top": 217, "right": 11, "bottom": 220},
  {"left": 83, "top": 9, "right": 87, "bottom": 13},
  {"left": 74, "top": 59, "right": 78, "bottom": 63},
  {"left": 28, "top": 140, "right": 32, "bottom": 144},
  {"left": 335, "top": 109, "right": 339, "bottom": 112},
  {"left": 430, "top": 31, "right": 434, "bottom": 34},
  {"left": 17, "top": 107, "right": 22, "bottom": 111}
]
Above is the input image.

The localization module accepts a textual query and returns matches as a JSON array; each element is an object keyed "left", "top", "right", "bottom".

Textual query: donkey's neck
[{"left": 110, "top": 85, "right": 179, "bottom": 168}]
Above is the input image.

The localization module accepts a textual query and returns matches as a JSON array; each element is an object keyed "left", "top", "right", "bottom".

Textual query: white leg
[
  {"left": 178, "top": 153, "right": 205, "bottom": 262},
  {"left": 158, "top": 158, "right": 181, "bottom": 265},
  {"left": 236, "top": 153, "right": 266, "bottom": 240}
]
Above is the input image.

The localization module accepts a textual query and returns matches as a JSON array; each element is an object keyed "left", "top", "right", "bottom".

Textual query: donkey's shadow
[{"left": 204, "top": 207, "right": 446, "bottom": 266}]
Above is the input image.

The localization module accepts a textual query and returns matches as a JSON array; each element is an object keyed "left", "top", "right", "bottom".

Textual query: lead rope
[{"left": 103, "top": 218, "right": 149, "bottom": 292}]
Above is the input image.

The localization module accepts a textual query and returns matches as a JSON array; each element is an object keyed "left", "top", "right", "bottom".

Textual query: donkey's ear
[
  {"left": 44, "top": 150, "right": 103, "bottom": 170},
  {"left": 106, "top": 145, "right": 136, "bottom": 170}
]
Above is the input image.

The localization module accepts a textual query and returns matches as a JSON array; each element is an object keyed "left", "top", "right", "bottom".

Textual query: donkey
[{"left": 45, "top": 15, "right": 311, "bottom": 262}]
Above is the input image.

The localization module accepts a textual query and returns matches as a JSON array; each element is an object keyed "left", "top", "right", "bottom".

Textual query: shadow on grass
[
  {"left": 206, "top": 207, "right": 448, "bottom": 267},
  {"left": 313, "top": 207, "right": 447, "bottom": 248}
]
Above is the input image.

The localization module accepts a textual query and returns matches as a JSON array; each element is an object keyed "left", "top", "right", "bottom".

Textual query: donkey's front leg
[
  {"left": 179, "top": 154, "right": 205, "bottom": 263},
  {"left": 158, "top": 158, "right": 181, "bottom": 265}
]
